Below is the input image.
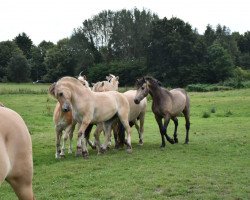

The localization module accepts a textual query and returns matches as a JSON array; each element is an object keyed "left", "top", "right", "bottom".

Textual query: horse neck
[{"left": 149, "top": 85, "right": 172, "bottom": 102}]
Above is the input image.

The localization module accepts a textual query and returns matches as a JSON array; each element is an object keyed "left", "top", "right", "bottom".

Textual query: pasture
[{"left": 0, "top": 83, "right": 249, "bottom": 200}]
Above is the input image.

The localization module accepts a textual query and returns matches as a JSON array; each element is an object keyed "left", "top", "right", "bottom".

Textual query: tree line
[{"left": 0, "top": 8, "right": 249, "bottom": 86}]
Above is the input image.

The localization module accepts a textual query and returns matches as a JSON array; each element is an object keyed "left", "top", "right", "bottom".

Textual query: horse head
[
  {"left": 49, "top": 77, "right": 78, "bottom": 112},
  {"left": 134, "top": 77, "right": 149, "bottom": 104},
  {"left": 77, "top": 72, "right": 91, "bottom": 90}
]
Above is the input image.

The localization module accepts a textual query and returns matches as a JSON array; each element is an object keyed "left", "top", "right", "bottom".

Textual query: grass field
[{"left": 0, "top": 84, "right": 249, "bottom": 200}]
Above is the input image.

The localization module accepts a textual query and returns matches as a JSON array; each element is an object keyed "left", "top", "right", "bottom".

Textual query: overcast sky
[{"left": 1, "top": 0, "right": 249, "bottom": 45}]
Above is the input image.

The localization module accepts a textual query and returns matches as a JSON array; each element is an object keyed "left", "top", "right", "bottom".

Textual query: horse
[
  {"left": 49, "top": 76, "right": 132, "bottom": 158},
  {"left": 117, "top": 90, "right": 147, "bottom": 146},
  {"left": 134, "top": 76, "right": 190, "bottom": 147},
  {"left": 0, "top": 106, "right": 35, "bottom": 200},
  {"left": 52, "top": 72, "right": 93, "bottom": 159},
  {"left": 92, "top": 74, "right": 119, "bottom": 92}
]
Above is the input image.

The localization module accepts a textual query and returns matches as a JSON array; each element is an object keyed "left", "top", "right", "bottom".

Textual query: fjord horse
[
  {"left": 0, "top": 106, "right": 35, "bottom": 200},
  {"left": 49, "top": 77, "right": 132, "bottom": 158},
  {"left": 117, "top": 90, "right": 147, "bottom": 146},
  {"left": 134, "top": 76, "right": 190, "bottom": 147},
  {"left": 52, "top": 72, "right": 92, "bottom": 159}
]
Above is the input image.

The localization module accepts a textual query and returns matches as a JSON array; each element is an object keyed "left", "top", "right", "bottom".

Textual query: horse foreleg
[
  {"left": 171, "top": 117, "right": 179, "bottom": 143},
  {"left": 101, "top": 122, "right": 112, "bottom": 152},
  {"left": 155, "top": 115, "right": 166, "bottom": 148},
  {"left": 163, "top": 116, "right": 175, "bottom": 144},
  {"left": 138, "top": 112, "right": 145, "bottom": 145},
  {"left": 93, "top": 124, "right": 104, "bottom": 154},
  {"left": 55, "top": 127, "right": 63, "bottom": 159},
  {"left": 77, "top": 121, "right": 90, "bottom": 158},
  {"left": 68, "top": 122, "right": 76, "bottom": 154}
]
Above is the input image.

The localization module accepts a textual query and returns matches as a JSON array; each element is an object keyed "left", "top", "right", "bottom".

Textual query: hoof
[
  {"left": 184, "top": 141, "right": 189, "bottom": 144},
  {"left": 126, "top": 148, "right": 132, "bottom": 154},
  {"left": 82, "top": 151, "right": 89, "bottom": 159},
  {"left": 100, "top": 146, "right": 107, "bottom": 154},
  {"left": 138, "top": 140, "right": 144, "bottom": 146},
  {"left": 55, "top": 153, "right": 61, "bottom": 159},
  {"left": 174, "top": 138, "right": 179, "bottom": 143},
  {"left": 60, "top": 154, "right": 66, "bottom": 158},
  {"left": 160, "top": 143, "right": 166, "bottom": 148},
  {"left": 168, "top": 138, "right": 175, "bottom": 144},
  {"left": 75, "top": 147, "right": 82, "bottom": 157}
]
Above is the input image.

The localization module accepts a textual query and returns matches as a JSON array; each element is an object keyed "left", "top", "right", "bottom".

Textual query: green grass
[{"left": 0, "top": 84, "right": 249, "bottom": 200}]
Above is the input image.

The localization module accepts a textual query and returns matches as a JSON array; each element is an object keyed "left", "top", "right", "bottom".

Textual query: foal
[{"left": 134, "top": 76, "right": 190, "bottom": 147}]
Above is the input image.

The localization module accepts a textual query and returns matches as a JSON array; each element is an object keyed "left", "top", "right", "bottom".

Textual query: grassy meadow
[{"left": 0, "top": 83, "right": 249, "bottom": 200}]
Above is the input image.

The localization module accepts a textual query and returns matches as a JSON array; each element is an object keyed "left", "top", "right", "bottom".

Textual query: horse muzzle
[{"left": 62, "top": 103, "right": 71, "bottom": 112}]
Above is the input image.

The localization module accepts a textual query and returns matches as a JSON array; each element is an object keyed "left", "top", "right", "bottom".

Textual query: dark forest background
[{"left": 0, "top": 8, "right": 250, "bottom": 87}]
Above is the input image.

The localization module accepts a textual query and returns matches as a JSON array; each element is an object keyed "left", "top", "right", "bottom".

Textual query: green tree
[
  {"left": 0, "top": 41, "right": 20, "bottom": 81},
  {"left": 147, "top": 17, "right": 201, "bottom": 86},
  {"left": 14, "top": 32, "right": 33, "bottom": 59},
  {"left": 7, "top": 52, "right": 31, "bottom": 82},
  {"left": 43, "top": 39, "right": 76, "bottom": 82},
  {"left": 205, "top": 44, "right": 234, "bottom": 83}
]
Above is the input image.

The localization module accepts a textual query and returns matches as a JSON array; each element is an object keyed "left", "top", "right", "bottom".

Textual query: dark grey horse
[{"left": 134, "top": 76, "right": 190, "bottom": 147}]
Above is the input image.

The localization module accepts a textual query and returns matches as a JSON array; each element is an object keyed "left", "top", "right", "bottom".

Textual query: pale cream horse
[
  {"left": 49, "top": 76, "right": 132, "bottom": 158},
  {"left": 0, "top": 105, "right": 35, "bottom": 200},
  {"left": 52, "top": 72, "right": 92, "bottom": 159},
  {"left": 91, "top": 74, "right": 120, "bottom": 146},
  {"left": 121, "top": 90, "right": 147, "bottom": 145},
  {"left": 92, "top": 74, "right": 119, "bottom": 92}
]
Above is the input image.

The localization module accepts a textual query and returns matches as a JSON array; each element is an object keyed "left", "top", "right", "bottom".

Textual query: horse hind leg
[
  {"left": 138, "top": 112, "right": 145, "bottom": 145},
  {"left": 171, "top": 117, "right": 179, "bottom": 143},
  {"left": 183, "top": 108, "right": 190, "bottom": 144},
  {"left": 119, "top": 119, "right": 132, "bottom": 153}
]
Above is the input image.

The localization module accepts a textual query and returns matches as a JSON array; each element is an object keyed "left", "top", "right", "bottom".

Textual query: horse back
[{"left": 169, "top": 88, "right": 188, "bottom": 115}]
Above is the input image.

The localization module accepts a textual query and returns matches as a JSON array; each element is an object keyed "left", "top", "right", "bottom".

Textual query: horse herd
[{"left": 0, "top": 73, "right": 190, "bottom": 200}]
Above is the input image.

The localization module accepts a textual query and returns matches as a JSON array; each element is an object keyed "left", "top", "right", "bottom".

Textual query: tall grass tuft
[{"left": 202, "top": 111, "right": 210, "bottom": 118}]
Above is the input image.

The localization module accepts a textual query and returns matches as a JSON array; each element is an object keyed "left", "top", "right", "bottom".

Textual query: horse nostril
[
  {"left": 134, "top": 99, "right": 139, "bottom": 104},
  {"left": 62, "top": 108, "right": 68, "bottom": 112}
]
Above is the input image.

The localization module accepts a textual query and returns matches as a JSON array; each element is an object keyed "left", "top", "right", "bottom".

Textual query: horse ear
[
  {"left": 91, "top": 82, "right": 95, "bottom": 86},
  {"left": 157, "top": 80, "right": 162, "bottom": 86},
  {"left": 48, "top": 82, "right": 56, "bottom": 97},
  {"left": 116, "top": 76, "right": 119, "bottom": 81},
  {"left": 83, "top": 75, "right": 87, "bottom": 80},
  {"left": 101, "top": 81, "right": 105, "bottom": 86}
]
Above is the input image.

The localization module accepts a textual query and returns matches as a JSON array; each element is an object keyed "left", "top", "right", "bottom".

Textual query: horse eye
[
  {"left": 141, "top": 86, "right": 145, "bottom": 90},
  {"left": 58, "top": 92, "right": 63, "bottom": 97}
]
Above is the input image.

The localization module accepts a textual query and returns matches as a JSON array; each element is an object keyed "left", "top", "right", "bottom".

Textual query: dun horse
[
  {"left": 134, "top": 76, "right": 190, "bottom": 147},
  {"left": 52, "top": 72, "right": 92, "bottom": 159},
  {"left": 49, "top": 76, "right": 132, "bottom": 158},
  {"left": 117, "top": 90, "right": 147, "bottom": 146},
  {"left": 0, "top": 105, "right": 35, "bottom": 200}
]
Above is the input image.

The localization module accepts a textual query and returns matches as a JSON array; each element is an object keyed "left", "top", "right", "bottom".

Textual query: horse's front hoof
[
  {"left": 100, "top": 146, "right": 107, "bottom": 154},
  {"left": 126, "top": 148, "right": 132, "bottom": 154},
  {"left": 75, "top": 147, "right": 82, "bottom": 157},
  {"left": 82, "top": 151, "right": 89, "bottom": 159},
  {"left": 168, "top": 138, "right": 175, "bottom": 144},
  {"left": 174, "top": 138, "right": 179, "bottom": 143},
  {"left": 138, "top": 139, "right": 144, "bottom": 146},
  {"left": 55, "top": 153, "right": 61, "bottom": 159},
  {"left": 184, "top": 141, "right": 189, "bottom": 144}
]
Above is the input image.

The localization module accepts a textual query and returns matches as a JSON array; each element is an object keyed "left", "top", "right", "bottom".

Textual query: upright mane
[
  {"left": 135, "top": 76, "right": 162, "bottom": 88},
  {"left": 58, "top": 76, "right": 83, "bottom": 86}
]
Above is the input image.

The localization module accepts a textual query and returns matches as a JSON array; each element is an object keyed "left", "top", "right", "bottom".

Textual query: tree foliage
[{"left": 0, "top": 8, "right": 250, "bottom": 86}]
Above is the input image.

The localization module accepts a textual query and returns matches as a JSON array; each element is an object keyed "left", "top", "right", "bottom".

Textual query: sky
[{"left": 1, "top": 0, "right": 249, "bottom": 45}]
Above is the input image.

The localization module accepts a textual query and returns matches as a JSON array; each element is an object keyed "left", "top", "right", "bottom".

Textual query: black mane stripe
[{"left": 135, "top": 76, "right": 162, "bottom": 88}]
